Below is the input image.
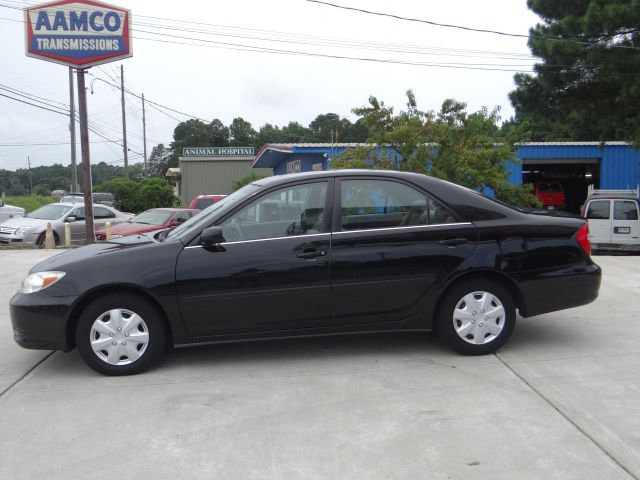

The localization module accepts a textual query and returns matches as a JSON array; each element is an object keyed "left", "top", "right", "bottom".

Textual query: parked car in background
[
  {"left": 0, "top": 202, "right": 133, "bottom": 246},
  {"left": 60, "top": 193, "right": 84, "bottom": 204},
  {"left": 533, "top": 181, "right": 566, "bottom": 209},
  {"left": 60, "top": 192, "right": 118, "bottom": 209},
  {"left": 582, "top": 188, "right": 640, "bottom": 253},
  {"left": 10, "top": 170, "right": 601, "bottom": 375},
  {"left": 96, "top": 208, "right": 200, "bottom": 240},
  {"left": 189, "top": 194, "right": 227, "bottom": 210},
  {"left": 0, "top": 200, "right": 25, "bottom": 223},
  {"left": 50, "top": 189, "right": 65, "bottom": 198}
]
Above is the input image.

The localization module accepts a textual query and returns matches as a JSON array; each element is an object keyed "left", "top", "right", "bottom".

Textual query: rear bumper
[
  {"left": 592, "top": 243, "right": 640, "bottom": 253},
  {"left": 10, "top": 292, "right": 74, "bottom": 351},
  {"left": 518, "top": 263, "right": 601, "bottom": 318}
]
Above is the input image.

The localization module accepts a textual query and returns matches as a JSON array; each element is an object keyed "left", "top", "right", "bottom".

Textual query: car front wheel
[
  {"left": 76, "top": 293, "right": 166, "bottom": 375},
  {"left": 436, "top": 279, "right": 516, "bottom": 355}
]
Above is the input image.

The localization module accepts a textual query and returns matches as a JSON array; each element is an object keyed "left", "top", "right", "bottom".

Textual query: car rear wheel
[
  {"left": 76, "top": 293, "right": 166, "bottom": 375},
  {"left": 436, "top": 279, "right": 516, "bottom": 355}
]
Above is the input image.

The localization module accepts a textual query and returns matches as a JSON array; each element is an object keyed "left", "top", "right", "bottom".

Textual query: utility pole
[
  {"left": 77, "top": 69, "right": 95, "bottom": 244},
  {"left": 27, "top": 156, "right": 32, "bottom": 193},
  {"left": 142, "top": 93, "right": 148, "bottom": 174},
  {"left": 120, "top": 64, "right": 128, "bottom": 177},
  {"left": 69, "top": 67, "right": 78, "bottom": 193}
]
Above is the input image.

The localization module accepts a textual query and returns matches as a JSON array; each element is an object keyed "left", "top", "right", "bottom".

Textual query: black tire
[
  {"left": 436, "top": 279, "right": 516, "bottom": 355},
  {"left": 76, "top": 293, "right": 167, "bottom": 375}
]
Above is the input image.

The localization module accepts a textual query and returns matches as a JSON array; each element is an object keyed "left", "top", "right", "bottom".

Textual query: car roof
[
  {"left": 146, "top": 208, "right": 198, "bottom": 212},
  {"left": 58, "top": 202, "right": 115, "bottom": 208}
]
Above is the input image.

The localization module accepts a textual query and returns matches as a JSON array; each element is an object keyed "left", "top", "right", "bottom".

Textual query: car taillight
[{"left": 576, "top": 222, "right": 591, "bottom": 256}]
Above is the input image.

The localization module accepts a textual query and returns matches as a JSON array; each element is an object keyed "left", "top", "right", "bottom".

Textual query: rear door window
[
  {"left": 613, "top": 201, "right": 639, "bottom": 220},
  {"left": 586, "top": 200, "right": 610, "bottom": 220},
  {"left": 339, "top": 179, "right": 457, "bottom": 231}
]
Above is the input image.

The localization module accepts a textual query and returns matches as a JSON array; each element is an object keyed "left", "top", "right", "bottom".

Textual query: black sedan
[{"left": 10, "top": 170, "right": 601, "bottom": 375}]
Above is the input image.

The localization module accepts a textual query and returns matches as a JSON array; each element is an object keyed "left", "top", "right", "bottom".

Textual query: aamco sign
[{"left": 24, "top": 0, "right": 131, "bottom": 68}]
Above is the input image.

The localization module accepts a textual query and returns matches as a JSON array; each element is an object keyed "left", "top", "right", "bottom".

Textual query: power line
[
  {"left": 305, "top": 0, "right": 640, "bottom": 50},
  {"left": 0, "top": 140, "right": 111, "bottom": 146}
]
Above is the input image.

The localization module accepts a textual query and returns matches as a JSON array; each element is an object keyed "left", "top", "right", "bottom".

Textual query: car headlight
[
  {"left": 19, "top": 271, "right": 66, "bottom": 294},
  {"left": 15, "top": 227, "right": 31, "bottom": 236}
]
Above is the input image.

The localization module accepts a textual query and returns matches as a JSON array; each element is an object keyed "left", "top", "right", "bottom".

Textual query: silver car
[
  {"left": 0, "top": 200, "right": 25, "bottom": 223},
  {"left": 0, "top": 202, "right": 133, "bottom": 247}
]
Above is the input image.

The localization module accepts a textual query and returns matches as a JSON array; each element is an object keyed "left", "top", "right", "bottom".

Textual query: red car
[
  {"left": 96, "top": 208, "right": 199, "bottom": 240},
  {"left": 189, "top": 194, "right": 227, "bottom": 210},
  {"left": 533, "top": 181, "right": 566, "bottom": 209}
]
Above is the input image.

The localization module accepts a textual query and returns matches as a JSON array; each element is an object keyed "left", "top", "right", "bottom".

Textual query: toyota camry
[{"left": 10, "top": 170, "right": 601, "bottom": 375}]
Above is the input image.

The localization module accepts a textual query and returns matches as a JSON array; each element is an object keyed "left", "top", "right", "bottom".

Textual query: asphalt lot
[{"left": 0, "top": 249, "right": 639, "bottom": 480}]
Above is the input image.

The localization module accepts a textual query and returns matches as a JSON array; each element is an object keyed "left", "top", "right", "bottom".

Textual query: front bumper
[
  {"left": 0, "top": 230, "right": 36, "bottom": 245},
  {"left": 10, "top": 291, "right": 75, "bottom": 351}
]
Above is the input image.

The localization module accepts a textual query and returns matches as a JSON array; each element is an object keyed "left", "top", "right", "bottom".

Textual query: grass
[{"left": 3, "top": 195, "right": 58, "bottom": 214}]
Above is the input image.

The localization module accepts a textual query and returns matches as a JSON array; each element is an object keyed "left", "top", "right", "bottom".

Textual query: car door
[
  {"left": 93, "top": 206, "right": 116, "bottom": 230},
  {"left": 175, "top": 180, "right": 333, "bottom": 337},
  {"left": 611, "top": 200, "right": 640, "bottom": 247},
  {"left": 66, "top": 206, "right": 87, "bottom": 243},
  {"left": 585, "top": 199, "right": 611, "bottom": 246},
  {"left": 330, "top": 177, "right": 478, "bottom": 326}
]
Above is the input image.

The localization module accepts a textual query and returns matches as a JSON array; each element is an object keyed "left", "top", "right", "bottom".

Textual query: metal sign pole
[
  {"left": 77, "top": 69, "right": 95, "bottom": 244},
  {"left": 69, "top": 67, "right": 78, "bottom": 193}
]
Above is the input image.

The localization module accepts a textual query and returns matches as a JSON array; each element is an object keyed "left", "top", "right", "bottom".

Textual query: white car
[
  {"left": 0, "top": 200, "right": 25, "bottom": 223},
  {"left": 0, "top": 202, "right": 133, "bottom": 247}
]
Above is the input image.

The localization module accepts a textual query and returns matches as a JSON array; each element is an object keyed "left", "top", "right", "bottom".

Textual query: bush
[{"left": 95, "top": 178, "right": 175, "bottom": 213}]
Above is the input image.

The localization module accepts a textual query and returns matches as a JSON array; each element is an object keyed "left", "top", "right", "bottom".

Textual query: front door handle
[
  {"left": 296, "top": 250, "right": 327, "bottom": 259},
  {"left": 438, "top": 237, "right": 468, "bottom": 246}
]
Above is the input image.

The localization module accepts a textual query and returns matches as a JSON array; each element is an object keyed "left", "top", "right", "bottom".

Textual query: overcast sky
[{"left": 0, "top": 0, "right": 541, "bottom": 170}]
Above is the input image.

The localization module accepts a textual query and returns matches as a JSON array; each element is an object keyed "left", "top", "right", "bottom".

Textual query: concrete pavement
[{"left": 0, "top": 250, "right": 638, "bottom": 480}]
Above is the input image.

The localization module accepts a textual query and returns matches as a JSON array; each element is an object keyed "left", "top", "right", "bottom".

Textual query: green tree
[
  {"left": 230, "top": 117, "right": 256, "bottom": 146},
  {"left": 147, "top": 144, "right": 170, "bottom": 178},
  {"left": 169, "top": 118, "right": 230, "bottom": 167},
  {"left": 210, "top": 118, "right": 230, "bottom": 147},
  {"left": 509, "top": 0, "right": 640, "bottom": 143},
  {"left": 333, "top": 91, "right": 540, "bottom": 207}
]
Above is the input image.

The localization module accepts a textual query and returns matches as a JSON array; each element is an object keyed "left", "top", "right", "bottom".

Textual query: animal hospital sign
[
  {"left": 25, "top": 0, "right": 132, "bottom": 68},
  {"left": 183, "top": 147, "right": 255, "bottom": 157}
]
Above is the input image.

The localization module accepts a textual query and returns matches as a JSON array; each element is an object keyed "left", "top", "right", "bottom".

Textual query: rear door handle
[
  {"left": 438, "top": 237, "right": 468, "bottom": 246},
  {"left": 296, "top": 250, "right": 327, "bottom": 259}
]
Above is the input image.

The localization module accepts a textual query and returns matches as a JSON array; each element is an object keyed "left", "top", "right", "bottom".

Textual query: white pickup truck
[{"left": 582, "top": 187, "right": 640, "bottom": 253}]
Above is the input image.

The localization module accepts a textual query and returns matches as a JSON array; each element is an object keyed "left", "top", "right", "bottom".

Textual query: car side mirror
[
  {"left": 200, "top": 226, "right": 226, "bottom": 251},
  {"left": 66, "top": 216, "right": 76, "bottom": 223},
  {"left": 169, "top": 220, "right": 180, "bottom": 227}
]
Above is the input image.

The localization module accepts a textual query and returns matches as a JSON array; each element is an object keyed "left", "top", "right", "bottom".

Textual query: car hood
[
  {"left": 30, "top": 232, "right": 171, "bottom": 273},
  {"left": 101, "top": 222, "right": 164, "bottom": 236},
  {"left": 0, "top": 216, "right": 49, "bottom": 229}
]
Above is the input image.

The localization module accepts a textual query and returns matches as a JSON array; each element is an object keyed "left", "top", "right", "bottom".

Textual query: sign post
[{"left": 24, "top": 0, "right": 132, "bottom": 244}]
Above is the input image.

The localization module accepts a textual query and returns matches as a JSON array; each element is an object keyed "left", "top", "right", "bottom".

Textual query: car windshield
[
  {"left": 28, "top": 204, "right": 72, "bottom": 220},
  {"left": 167, "top": 183, "right": 262, "bottom": 241},
  {"left": 131, "top": 210, "right": 174, "bottom": 226},
  {"left": 538, "top": 183, "right": 561, "bottom": 192}
]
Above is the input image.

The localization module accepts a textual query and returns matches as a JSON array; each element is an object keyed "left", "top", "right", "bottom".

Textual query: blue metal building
[{"left": 253, "top": 141, "right": 640, "bottom": 212}]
